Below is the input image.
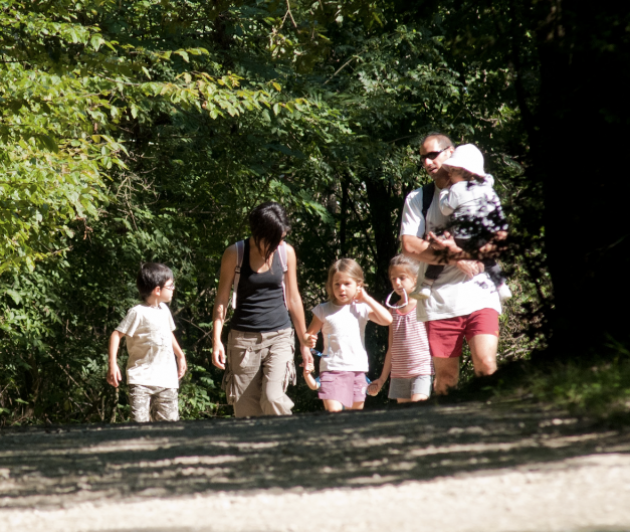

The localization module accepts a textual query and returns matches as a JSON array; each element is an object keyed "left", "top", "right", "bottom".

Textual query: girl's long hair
[
  {"left": 325, "top": 258, "right": 364, "bottom": 302},
  {"left": 249, "top": 201, "right": 291, "bottom": 263}
]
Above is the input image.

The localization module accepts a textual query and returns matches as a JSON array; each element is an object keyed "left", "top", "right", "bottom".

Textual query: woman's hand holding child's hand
[{"left": 303, "top": 333, "right": 317, "bottom": 348}]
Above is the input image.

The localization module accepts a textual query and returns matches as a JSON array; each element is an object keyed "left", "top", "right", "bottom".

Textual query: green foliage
[{"left": 0, "top": 0, "right": 552, "bottom": 424}]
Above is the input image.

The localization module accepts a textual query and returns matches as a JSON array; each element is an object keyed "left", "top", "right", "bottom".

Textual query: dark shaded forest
[{"left": 0, "top": 0, "right": 628, "bottom": 424}]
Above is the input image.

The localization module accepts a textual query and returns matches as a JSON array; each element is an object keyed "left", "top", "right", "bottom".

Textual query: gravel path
[{"left": 1, "top": 402, "right": 629, "bottom": 531}]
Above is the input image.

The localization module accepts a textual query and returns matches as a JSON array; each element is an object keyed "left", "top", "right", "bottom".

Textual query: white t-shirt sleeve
[
  {"left": 439, "top": 187, "right": 457, "bottom": 215},
  {"left": 116, "top": 307, "right": 141, "bottom": 337},
  {"left": 399, "top": 189, "right": 425, "bottom": 239},
  {"left": 161, "top": 303, "right": 176, "bottom": 331},
  {"left": 312, "top": 303, "right": 325, "bottom": 322},
  {"left": 357, "top": 302, "right": 371, "bottom": 321}
]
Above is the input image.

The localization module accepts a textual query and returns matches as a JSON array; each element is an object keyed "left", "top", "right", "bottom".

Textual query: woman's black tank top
[{"left": 231, "top": 239, "right": 292, "bottom": 333}]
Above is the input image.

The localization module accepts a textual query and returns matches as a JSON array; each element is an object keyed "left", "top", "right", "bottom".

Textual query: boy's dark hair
[
  {"left": 137, "top": 262, "right": 173, "bottom": 301},
  {"left": 249, "top": 201, "right": 291, "bottom": 263}
]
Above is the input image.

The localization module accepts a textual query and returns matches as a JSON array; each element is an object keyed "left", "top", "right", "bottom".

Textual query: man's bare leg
[
  {"left": 469, "top": 334, "right": 498, "bottom": 376},
  {"left": 432, "top": 357, "right": 459, "bottom": 395}
]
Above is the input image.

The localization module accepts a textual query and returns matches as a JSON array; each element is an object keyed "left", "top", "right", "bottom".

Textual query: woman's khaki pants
[{"left": 222, "top": 328, "right": 296, "bottom": 417}]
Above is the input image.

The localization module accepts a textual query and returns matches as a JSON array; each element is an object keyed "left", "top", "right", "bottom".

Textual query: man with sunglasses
[{"left": 399, "top": 133, "right": 502, "bottom": 395}]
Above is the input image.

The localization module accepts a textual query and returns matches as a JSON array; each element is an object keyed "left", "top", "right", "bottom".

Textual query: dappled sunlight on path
[{"left": 0, "top": 402, "right": 628, "bottom": 510}]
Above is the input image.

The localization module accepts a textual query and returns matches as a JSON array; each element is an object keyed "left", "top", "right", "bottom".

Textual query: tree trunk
[{"left": 364, "top": 176, "right": 401, "bottom": 301}]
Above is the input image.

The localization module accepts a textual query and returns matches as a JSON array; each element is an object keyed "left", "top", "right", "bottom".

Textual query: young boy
[
  {"left": 414, "top": 143, "right": 511, "bottom": 301},
  {"left": 107, "top": 262, "right": 187, "bottom": 422}
]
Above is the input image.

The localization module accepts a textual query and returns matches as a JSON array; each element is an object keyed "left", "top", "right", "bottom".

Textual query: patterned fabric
[
  {"left": 390, "top": 307, "right": 434, "bottom": 378},
  {"left": 129, "top": 385, "right": 179, "bottom": 422}
]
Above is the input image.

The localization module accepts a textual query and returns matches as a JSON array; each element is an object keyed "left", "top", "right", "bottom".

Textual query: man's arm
[
  {"left": 400, "top": 188, "right": 452, "bottom": 265},
  {"left": 401, "top": 234, "right": 440, "bottom": 264},
  {"left": 400, "top": 188, "right": 484, "bottom": 276}
]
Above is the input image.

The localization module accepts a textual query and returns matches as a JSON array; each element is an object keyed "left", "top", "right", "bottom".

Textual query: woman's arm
[
  {"left": 284, "top": 244, "right": 314, "bottom": 366},
  {"left": 212, "top": 245, "right": 237, "bottom": 370}
]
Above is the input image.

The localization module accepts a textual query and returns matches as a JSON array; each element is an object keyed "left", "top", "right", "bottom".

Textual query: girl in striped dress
[{"left": 367, "top": 255, "right": 434, "bottom": 402}]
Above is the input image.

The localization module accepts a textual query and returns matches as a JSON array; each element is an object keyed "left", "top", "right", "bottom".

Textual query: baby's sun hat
[{"left": 442, "top": 144, "right": 486, "bottom": 178}]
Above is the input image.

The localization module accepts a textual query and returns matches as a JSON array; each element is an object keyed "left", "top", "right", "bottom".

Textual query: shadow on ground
[{"left": 1, "top": 402, "right": 629, "bottom": 508}]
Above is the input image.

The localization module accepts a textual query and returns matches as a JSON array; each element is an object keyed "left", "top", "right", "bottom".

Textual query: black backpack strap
[{"left": 421, "top": 182, "right": 435, "bottom": 237}]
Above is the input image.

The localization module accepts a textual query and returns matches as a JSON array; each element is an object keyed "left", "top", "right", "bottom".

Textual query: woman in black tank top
[{"left": 212, "top": 202, "right": 313, "bottom": 417}]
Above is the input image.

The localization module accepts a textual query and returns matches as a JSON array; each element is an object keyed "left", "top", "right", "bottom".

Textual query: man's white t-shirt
[
  {"left": 116, "top": 303, "right": 179, "bottom": 388},
  {"left": 399, "top": 185, "right": 502, "bottom": 322},
  {"left": 312, "top": 301, "right": 370, "bottom": 372}
]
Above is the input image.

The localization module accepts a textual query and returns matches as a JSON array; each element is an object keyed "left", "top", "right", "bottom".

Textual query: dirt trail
[{"left": 1, "top": 402, "right": 630, "bottom": 531}]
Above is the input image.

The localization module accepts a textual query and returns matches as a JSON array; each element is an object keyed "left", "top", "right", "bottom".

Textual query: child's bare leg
[
  {"left": 409, "top": 393, "right": 429, "bottom": 402},
  {"left": 350, "top": 401, "right": 365, "bottom": 410},
  {"left": 396, "top": 396, "right": 429, "bottom": 403},
  {"left": 323, "top": 399, "right": 344, "bottom": 412}
]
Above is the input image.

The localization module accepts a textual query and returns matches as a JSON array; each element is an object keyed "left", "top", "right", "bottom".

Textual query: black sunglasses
[{"left": 419, "top": 148, "right": 449, "bottom": 164}]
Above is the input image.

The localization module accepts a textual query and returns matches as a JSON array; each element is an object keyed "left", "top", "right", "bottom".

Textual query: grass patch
[
  {"left": 448, "top": 355, "right": 630, "bottom": 425},
  {"left": 520, "top": 358, "right": 630, "bottom": 422}
]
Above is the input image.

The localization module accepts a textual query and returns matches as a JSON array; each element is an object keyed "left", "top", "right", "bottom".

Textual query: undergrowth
[{"left": 453, "top": 354, "right": 630, "bottom": 426}]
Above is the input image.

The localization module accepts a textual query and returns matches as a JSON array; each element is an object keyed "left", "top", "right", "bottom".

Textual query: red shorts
[{"left": 425, "top": 308, "right": 499, "bottom": 359}]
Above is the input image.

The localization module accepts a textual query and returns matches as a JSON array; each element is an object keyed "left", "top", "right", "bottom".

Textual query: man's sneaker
[
  {"left": 498, "top": 283, "right": 512, "bottom": 302},
  {"left": 410, "top": 286, "right": 431, "bottom": 300}
]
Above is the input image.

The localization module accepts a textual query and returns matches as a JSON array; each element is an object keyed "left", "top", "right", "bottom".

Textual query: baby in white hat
[{"left": 414, "top": 144, "right": 511, "bottom": 302}]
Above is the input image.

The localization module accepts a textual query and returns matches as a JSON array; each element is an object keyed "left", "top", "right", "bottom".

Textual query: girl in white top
[
  {"left": 303, "top": 258, "right": 392, "bottom": 412},
  {"left": 368, "top": 255, "right": 434, "bottom": 402}
]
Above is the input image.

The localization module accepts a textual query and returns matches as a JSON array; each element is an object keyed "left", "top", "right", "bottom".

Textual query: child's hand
[
  {"left": 107, "top": 364, "right": 122, "bottom": 388},
  {"left": 303, "top": 333, "right": 317, "bottom": 348},
  {"left": 354, "top": 286, "right": 371, "bottom": 304},
  {"left": 177, "top": 356, "right": 187, "bottom": 379},
  {"left": 367, "top": 378, "right": 384, "bottom": 396},
  {"left": 303, "top": 361, "right": 315, "bottom": 374}
]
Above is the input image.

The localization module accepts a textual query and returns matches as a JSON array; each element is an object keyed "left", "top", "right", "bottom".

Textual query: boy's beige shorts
[
  {"left": 128, "top": 385, "right": 179, "bottom": 423},
  {"left": 222, "top": 327, "right": 296, "bottom": 417}
]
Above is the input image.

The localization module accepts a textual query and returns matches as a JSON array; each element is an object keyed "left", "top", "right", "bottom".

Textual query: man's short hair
[
  {"left": 421, "top": 132, "right": 454, "bottom": 150},
  {"left": 137, "top": 262, "right": 173, "bottom": 300}
]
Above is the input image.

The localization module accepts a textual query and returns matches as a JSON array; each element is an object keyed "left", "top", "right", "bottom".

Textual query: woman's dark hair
[
  {"left": 137, "top": 262, "right": 174, "bottom": 301},
  {"left": 249, "top": 201, "right": 291, "bottom": 262}
]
